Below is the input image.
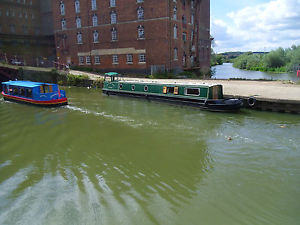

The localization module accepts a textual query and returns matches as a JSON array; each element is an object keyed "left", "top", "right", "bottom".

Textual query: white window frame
[
  {"left": 61, "top": 18, "right": 66, "bottom": 30},
  {"left": 137, "top": 25, "right": 144, "bottom": 39},
  {"left": 173, "top": 25, "right": 177, "bottom": 39},
  {"left": 174, "top": 48, "right": 178, "bottom": 61},
  {"left": 77, "top": 32, "right": 82, "bottom": 44},
  {"left": 79, "top": 56, "right": 84, "bottom": 64},
  {"left": 111, "top": 11, "right": 117, "bottom": 24},
  {"left": 92, "top": 14, "right": 98, "bottom": 26},
  {"left": 75, "top": 0, "right": 80, "bottom": 13},
  {"left": 76, "top": 16, "right": 81, "bottom": 28},
  {"left": 93, "top": 30, "right": 99, "bottom": 43},
  {"left": 110, "top": 0, "right": 116, "bottom": 7},
  {"left": 184, "top": 88, "right": 200, "bottom": 96},
  {"left": 182, "top": 32, "right": 187, "bottom": 42},
  {"left": 94, "top": 55, "right": 100, "bottom": 64},
  {"left": 86, "top": 56, "right": 91, "bottom": 64},
  {"left": 139, "top": 54, "right": 146, "bottom": 63},
  {"left": 137, "top": 6, "right": 144, "bottom": 20},
  {"left": 127, "top": 54, "right": 133, "bottom": 64},
  {"left": 112, "top": 55, "right": 118, "bottom": 64},
  {"left": 60, "top": 2, "right": 65, "bottom": 15},
  {"left": 111, "top": 28, "right": 117, "bottom": 41},
  {"left": 91, "top": 0, "right": 97, "bottom": 10}
]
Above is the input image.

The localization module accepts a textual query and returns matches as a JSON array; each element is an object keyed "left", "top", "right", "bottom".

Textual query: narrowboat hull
[
  {"left": 102, "top": 89, "right": 243, "bottom": 112},
  {"left": 2, "top": 92, "right": 68, "bottom": 107}
]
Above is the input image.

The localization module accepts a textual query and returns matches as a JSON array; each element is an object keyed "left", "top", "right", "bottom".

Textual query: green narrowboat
[{"left": 102, "top": 72, "right": 243, "bottom": 112}]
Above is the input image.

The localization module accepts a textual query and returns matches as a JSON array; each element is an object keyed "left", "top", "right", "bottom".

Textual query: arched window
[
  {"left": 75, "top": 0, "right": 80, "bottom": 13},
  {"left": 93, "top": 30, "right": 99, "bottom": 42},
  {"left": 173, "top": 25, "right": 177, "bottom": 39},
  {"left": 91, "top": 0, "right": 97, "bottom": 10},
  {"left": 77, "top": 32, "right": 82, "bottom": 44},
  {"left": 111, "top": 11, "right": 117, "bottom": 24},
  {"left": 137, "top": 6, "right": 144, "bottom": 20},
  {"left": 92, "top": 14, "right": 98, "bottom": 26},
  {"left": 111, "top": 27, "right": 117, "bottom": 41},
  {"left": 76, "top": 17, "right": 81, "bottom": 28},
  {"left": 60, "top": 2, "right": 65, "bottom": 15},
  {"left": 173, "top": 7, "right": 177, "bottom": 20},
  {"left": 137, "top": 25, "right": 144, "bottom": 39},
  {"left": 61, "top": 18, "right": 66, "bottom": 30}
]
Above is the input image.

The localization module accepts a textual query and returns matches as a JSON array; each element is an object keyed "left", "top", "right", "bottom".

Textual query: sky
[{"left": 211, "top": 0, "right": 300, "bottom": 53}]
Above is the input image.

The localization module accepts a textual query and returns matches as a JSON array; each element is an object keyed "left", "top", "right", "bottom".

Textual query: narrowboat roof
[
  {"left": 120, "top": 80, "right": 220, "bottom": 88},
  {"left": 105, "top": 72, "right": 119, "bottom": 76},
  {"left": 2, "top": 80, "right": 53, "bottom": 88}
]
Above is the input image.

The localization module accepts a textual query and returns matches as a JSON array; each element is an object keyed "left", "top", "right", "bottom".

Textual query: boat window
[
  {"left": 144, "top": 86, "right": 148, "bottom": 92},
  {"left": 131, "top": 85, "right": 135, "bottom": 91},
  {"left": 25, "top": 88, "right": 32, "bottom": 98},
  {"left": 174, "top": 87, "right": 179, "bottom": 95},
  {"left": 44, "top": 85, "right": 50, "bottom": 93},
  {"left": 185, "top": 88, "right": 200, "bottom": 96},
  {"left": 13, "top": 87, "right": 19, "bottom": 95},
  {"left": 119, "top": 83, "right": 123, "bottom": 89},
  {"left": 40, "top": 85, "right": 44, "bottom": 93},
  {"left": 20, "top": 88, "right": 25, "bottom": 96},
  {"left": 163, "top": 86, "right": 167, "bottom": 94},
  {"left": 167, "top": 87, "right": 175, "bottom": 94},
  {"left": 49, "top": 85, "right": 53, "bottom": 93}
]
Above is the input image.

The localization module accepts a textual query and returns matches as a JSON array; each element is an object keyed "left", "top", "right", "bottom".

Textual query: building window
[
  {"left": 112, "top": 55, "right": 118, "bottom": 64},
  {"left": 190, "top": 55, "right": 194, "bottom": 66},
  {"left": 75, "top": 0, "right": 80, "bottom": 13},
  {"left": 137, "top": 0, "right": 144, "bottom": 3},
  {"left": 139, "top": 54, "right": 146, "bottom": 63},
  {"left": 173, "top": 25, "right": 177, "bottom": 39},
  {"left": 86, "top": 56, "right": 91, "bottom": 64},
  {"left": 110, "top": 0, "right": 116, "bottom": 7},
  {"left": 92, "top": 14, "right": 98, "bottom": 26},
  {"left": 60, "top": 2, "right": 65, "bottom": 15},
  {"left": 77, "top": 32, "right": 82, "bottom": 44},
  {"left": 61, "top": 18, "right": 66, "bottom": 30},
  {"left": 173, "top": 7, "right": 177, "bottom": 20},
  {"left": 111, "top": 27, "right": 117, "bottom": 41},
  {"left": 182, "top": 53, "right": 186, "bottom": 66},
  {"left": 137, "top": 25, "right": 144, "bottom": 39},
  {"left": 79, "top": 56, "right": 84, "bottom": 64},
  {"left": 22, "top": 25, "right": 28, "bottom": 34},
  {"left": 19, "top": 12, "right": 22, "bottom": 18},
  {"left": 182, "top": 15, "right": 186, "bottom": 24},
  {"left": 93, "top": 30, "right": 99, "bottom": 42},
  {"left": 137, "top": 6, "right": 144, "bottom": 20},
  {"left": 174, "top": 48, "right": 178, "bottom": 60},
  {"left": 24, "top": 11, "right": 28, "bottom": 19},
  {"left": 111, "top": 11, "right": 117, "bottom": 24},
  {"left": 94, "top": 55, "right": 100, "bottom": 64},
  {"left": 91, "top": 0, "right": 97, "bottom": 10},
  {"left": 31, "top": 13, "right": 35, "bottom": 19},
  {"left": 182, "top": 32, "right": 187, "bottom": 42},
  {"left": 191, "top": 0, "right": 194, "bottom": 9},
  {"left": 10, "top": 24, "right": 16, "bottom": 33},
  {"left": 127, "top": 54, "right": 133, "bottom": 64},
  {"left": 76, "top": 16, "right": 81, "bottom": 28},
  {"left": 191, "top": 14, "right": 194, "bottom": 25}
]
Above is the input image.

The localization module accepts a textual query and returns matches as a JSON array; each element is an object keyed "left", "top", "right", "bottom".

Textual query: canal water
[
  {"left": 1, "top": 87, "right": 300, "bottom": 225},
  {"left": 212, "top": 63, "right": 299, "bottom": 81}
]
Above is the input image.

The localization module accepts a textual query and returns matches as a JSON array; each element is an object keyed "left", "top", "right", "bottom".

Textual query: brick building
[
  {"left": 53, "top": 0, "right": 211, "bottom": 74},
  {"left": 0, "top": 0, "right": 55, "bottom": 66}
]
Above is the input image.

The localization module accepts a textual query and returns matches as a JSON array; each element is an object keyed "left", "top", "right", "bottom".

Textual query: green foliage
[
  {"left": 211, "top": 49, "right": 224, "bottom": 66},
  {"left": 232, "top": 45, "right": 300, "bottom": 73},
  {"left": 152, "top": 71, "right": 175, "bottom": 79}
]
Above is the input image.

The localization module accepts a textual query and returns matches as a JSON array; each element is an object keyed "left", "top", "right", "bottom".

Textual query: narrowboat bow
[
  {"left": 102, "top": 72, "right": 243, "bottom": 112},
  {"left": 1, "top": 81, "right": 68, "bottom": 106}
]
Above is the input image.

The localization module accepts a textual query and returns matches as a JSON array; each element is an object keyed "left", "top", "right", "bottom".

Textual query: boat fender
[{"left": 247, "top": 97, "right": 256, "bottom": 107}]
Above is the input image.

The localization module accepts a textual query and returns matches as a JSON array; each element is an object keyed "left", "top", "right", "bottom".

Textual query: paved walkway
[{"left": 69, "top": 70, "right": 300, "bottom": 102}]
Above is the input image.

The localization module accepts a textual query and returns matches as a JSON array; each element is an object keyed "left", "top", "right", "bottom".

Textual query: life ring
[{"left": 247, "top": 97, "right": 256, "bottom": 107}]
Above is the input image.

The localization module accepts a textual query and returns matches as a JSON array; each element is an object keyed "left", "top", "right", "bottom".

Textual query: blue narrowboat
[{"left": 1, "top": 81, "right": 68, "bottom": 106}]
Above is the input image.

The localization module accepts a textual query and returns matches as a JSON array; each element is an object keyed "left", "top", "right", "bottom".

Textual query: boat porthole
[
  {"left": 144, "top": 86, "right": 148, "bottom": 92},
  {"left": 119, "top": 84, "right": 123, "bottom": 89},
  {"left": 247, "top": 97, "right": 256, "bottom": 107},
  {"left": 131, "top": 85, "right": 135, "bottom": 91}
]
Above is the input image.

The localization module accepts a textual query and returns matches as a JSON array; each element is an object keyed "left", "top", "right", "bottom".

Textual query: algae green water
[{"left": 0, "top": 87, "right": 299, "bottom": 225}]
